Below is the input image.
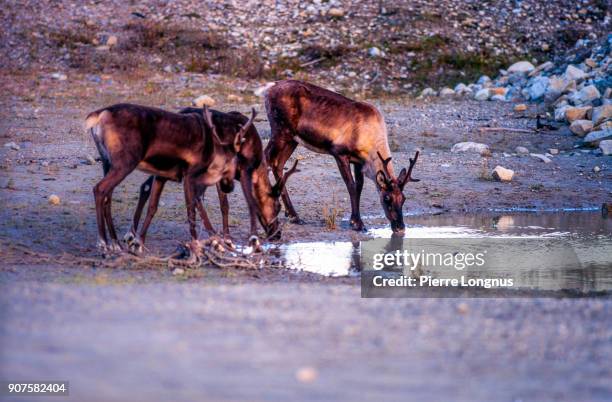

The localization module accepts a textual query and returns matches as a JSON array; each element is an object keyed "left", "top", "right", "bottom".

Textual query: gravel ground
[{"left": 1, "top": 280, "right": 611, "bottom": 402}]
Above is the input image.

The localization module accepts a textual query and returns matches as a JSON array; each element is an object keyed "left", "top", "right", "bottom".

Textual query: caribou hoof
[
  {"left": 97, "top": 239, "right": 109, "bottom": 253},
  {"left": 128, "top": 238, "right": 144, "bottom": 255},
  {"left": 248, "top": 235, "right": 263, "bottom": 253},
  {"left": 123, "top": 230, "right": 136, "bottom": 245},
  {"left": 350, "top": 218, "right": 366, "bottom": 232},
  {"left": 288, "top": 215, "right": 305, "bottom": 225},
  {"left": 109, "top": 241, "right": 123, "bottom": 253}
]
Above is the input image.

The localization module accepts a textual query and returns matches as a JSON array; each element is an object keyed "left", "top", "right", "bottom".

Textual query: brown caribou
[
  {"left": 265, "top": 80, "right": 419, "bottom": 234},
  {"left": 85, "top": 103, "right": 294, "bottom": 253},
  {"left": 124, "top": 107, "right": 298, "bottom": 254}
]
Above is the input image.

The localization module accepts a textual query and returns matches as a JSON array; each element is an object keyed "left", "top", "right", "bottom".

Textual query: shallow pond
[{"left": 278, "top": 210, "right": 612, "bottom": 293}]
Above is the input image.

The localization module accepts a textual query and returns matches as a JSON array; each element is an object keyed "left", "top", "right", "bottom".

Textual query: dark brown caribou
[
  {"left": 86, "top": 103, "right": 295, "bottom": 253},
  {"left": 124, "top": 107, "right": 298, "bottom": 254},
  {"left": 265, "top": 80, "right": 419, "bottom": 234}
]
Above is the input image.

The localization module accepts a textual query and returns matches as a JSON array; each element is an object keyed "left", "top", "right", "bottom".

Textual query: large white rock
[
  {"left": 507, "top": 61, "right": 535, "bottom": 74},
  {"left": 492, "top": 166, "right": 514, "bottom": 182},
  {"left": 515, "top": 146, "right": 530, "bottom": 155},
  {"left": 583, "top": 129, "right": 612, "bottom": 145},
  {"left": 527, "top": 76, "right": 549, "bottom": 100},
  {"left": 439, "top": 87, "right": 455, "bottom": 97},
  {"left": 592, "top": 105, "right": 612, "bottom": 126},
  {"left": 571, "top": 85, "right": 601, "bottom": 105},
  {"left": 569, "top": 120, "right": 593, "bottom": 137},
  {"left": 253, "top": 82, "right": 275, "bottom": 97},
  {"left": 599, "top": 140, "right": 612, "bottom": 155},
  {"left": 193, "top": 95, "right": 216, "bottom": 107},
  {"left": 474, "top": 88, "right": 490, "bottom": 101},
  {"left": 564, "top": 64, "right": 587, "bottom": 81},
  {"left": 451, "top": 142, "right": 491, "bottom": 156}
]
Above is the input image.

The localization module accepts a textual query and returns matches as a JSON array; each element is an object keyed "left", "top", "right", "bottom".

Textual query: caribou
[
  {"left": 125, "top": 107, "right": 298, "bottom": 253},
  {"left": 265, "top": 80, "right": 419, "bottom": 235},
  {"left": 85, "top": 103, "right": 295, "bottom": 254}
]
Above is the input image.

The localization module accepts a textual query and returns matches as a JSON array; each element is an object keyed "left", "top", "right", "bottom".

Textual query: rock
[
  {"left": 295, "top": 366, "right": 318, "bottom": 383},
  {"left": 327, "top": 7, "right": 345, "bottom": 17},
  {"left": 569, "top": 120, "right": 593, "bottom": 137},
  {"left": 368, "top": 47, "right": 383, "bottom": 57},
  {"left": 474, "top": 88, "right": 490, "bottom": 101},
  {"left": 420, "top": 87, "right": 436, "bottom": 97},
  {"left": 565, "top": 106, "right": 592, "bottom": 122},
  {"left": 4, "top": 141, "right": 20, "bottom": 150},
  {"left": 554, "top": 105, "right": 569, "bottom": 122},
  {"left": 545, "top": 76, "right": 573, "bottom": 102},
  {"left": 599, "top": 140, "right": 612, "bottom": 155},
  {"left": 515, "top": 146, "right": 529, "bottom": 155},
  {"left": 193, "top": 95, "right": 215, "bottom": 108},
  {"left": 593, "top": 166, "right": 601, "bottom": 173},
  {"left": 530, "top": 153, "right": 552, "bottom": 163},
  {"left": 172, "top": 268, "right": 185, "bottom": 276},
  {"left": 592, "top": 105, "right": 612, "bottom": 126},
  {"left": 477, "top": 75, "right": 491, "bottom": 85},
  {"left": 595, "top": 120, "right": 612, "bottom": 131},
  {"left": 490, "top": 94, "right": 506, "bottom": 102},
  {"left": 451, "top": 142, "right": 491, "bottom": 156},
  {"left": 106, "top": 35, "right": 118, "bottom": 47},
  {"left": 528, "top": 61, "right": 554, "bottom": 77},
  {"left": 514, "top": 104, "right": 527, "bottom": 112},
  {"left": 454, "top": 83, "right": 468, "bottom": 94},
  {"left": 227, "top": 94, "right": 243, "bottom": 103},
  {"left": 51, "top": 72, "right": 67, "bottom": 81},
  {"left": 439, "top": 87, "right": 455, "bottom": 97},
  {"left": 492, "top": 166, "right": 514, "bottom": 182},
  {"left": 254, "top": 82, "right": 275, "bottom": 97},
  {"left": 527, "top": 76, "right": 549, "bottom": 100},
  {"left": 48, "top": 194, "right": 60, "bottom": 205},
  {"left": 507, "top": 61, "right": 535, "bottom": 74},
  {"left": 571, "top": 85, "right": 601, "bottom": 105},
  {"left": 489, "top": 87, "right": 507, "bottom": 96},
  {"left": 583, "top": 129, "right": 612, "bottom": 145},
  {"left": 564, "top": 64, "right": 586, "bottom": 81},
  {"left": 84, "top": 155, "right": 97, "bottom": 165},
  {"left": 548, "top": 148, "right": 559, "bottom": 155}
]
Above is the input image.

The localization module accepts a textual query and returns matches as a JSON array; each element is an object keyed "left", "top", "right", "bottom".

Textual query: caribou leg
[
  {"left": 93, "top": 166, "right": 133, "bottom": 252},
  {"left": 128, "top": 176, "right": 167, "bottom": 254},
  {"left": 333, "top": 155, "right": 365, "bottom": 231},
  {"left": 125, "top": 175, "right": 154, "bottom": 245},
  {"left": 267, "top": 138, "right": 302, "bottom": 223}
]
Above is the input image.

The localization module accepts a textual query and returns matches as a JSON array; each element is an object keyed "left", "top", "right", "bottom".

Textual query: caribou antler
[
  {"left": 203, "top": 106, "right": 231, "bottom": 146},
  {"left": 271, "top": 159, "right": 300, "bottom": 197},
  {"left": 397, "top": 150, "right": 420, "bottom": 188},
  {"left": 406, "top": 151, "right": 420, "bottom": 182},
  {"left": 234, "top": 108, "right": 257, "bottom": 152},
  {"left": 377, "top": 151, "right": 393, "bottom": 180}
]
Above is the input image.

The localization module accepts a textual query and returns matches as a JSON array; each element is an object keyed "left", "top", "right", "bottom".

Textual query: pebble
[
  {"left": 593, "top": 166, "right": 601, "bottom": 173},
  {"left": 569, "top": 120, "right": 593, "bottom": 137},
  {"left": 48, "top": 194, "right": 61, "bottom": 205},
  {"left": 474, "top": 88, "right": 489, "bottom": 101},
  {"left": 598, "top": 140, "right": 612, "bottom": 156},
  {"left": 515, "top": 146, "right": 529, "bottom": 155},
  {"left": 295, "top": 366, "right": 318, "bottom": 383},
  {"left": 327, "top": 7, "right": 345, "bottom": 18},
  {"left": 507, "top": 61, "right": 535, "bottom": 74},
  {"left": 451, "top": 142, "right": 491, "bottom": 156},
  {"left": 368, "top": 47, "right": 383, "bottom": 58},
  {"left": 172, "top": 268, "right": 185, "bottom": 276},
  {"left": 530, "top": 153, "right": 552, "bottom": 163},
  {"left": 548, "top": 148, "right": 559, "bottom": 155},
  {"left": 514, "top": 104, "right": 527, "bottom": 112},
  {"left": 106, "top": 35, "right": 118, "bottom": 47}
]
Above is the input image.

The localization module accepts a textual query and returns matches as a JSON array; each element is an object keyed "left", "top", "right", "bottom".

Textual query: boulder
[
  {"left": 451, "top": 142, "right": 491, "bottom": 156},
  {"left": 439, "top": 87, "right": 455, "bottom": 97},
  {"left": 528, "top": 61, "right": 554, "bottom": 77},
  {"left": 569, "top": 120, "right": 593, "bottom": 137},
  {"left": 507, "top": 61, "right": 535, "bottom": 74},
  {"left": 599, "top": 140, "right": 612, "bottom": 155},
  {"left": 554, "top": 105, "right": 569, "bottom": 122},
  {"left": 545, "top": 77, "right": 574, "bottom": 102},
  {"left": 592, "top": 105, "right": 612, "bottom": 126},
  {"left": 515, "top": 146, "right": 529, "bottom": 155},
  {"left": 527, "top": 76, "right": 549, "bottom": 100},
  {"left": 583, "top": 129, "right": 612, "bottom": 145},
  {"left": 420, "top": 87, "right": 437, "bottom": 97},
  {"left": 193, "top": 95, "right": 216, "bottom": 107},
  {"left": 565, "top": 106, "right": 592, "bottom": 123},
  {"left": 564, "top": 65, "right": 586, "bottom": 81},
  {"left": 570, "top": 85, "right": 601, "bottom": 105},
  {"left": 477, "top": 75, "right": 491, "bottom": 85},
  {"left": 474, "top": 88, "right": 490, "bottom": 101},
  {"left": 253, "top": 82, "right": 275, "bottom": 97},
  {"left": 492, "top": 166, "right": 514, "bottom": 182}
]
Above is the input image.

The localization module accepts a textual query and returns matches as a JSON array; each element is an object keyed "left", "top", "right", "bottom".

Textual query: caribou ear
[
  {"left": 271, "top": 160, "right": 299, "bottom": 198},
  {"left": 376, "top": 170, "right": 389, "bottom": 191}
]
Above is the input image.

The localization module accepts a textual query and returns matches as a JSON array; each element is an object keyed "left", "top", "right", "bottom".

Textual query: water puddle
[{"left": 278, "top": 211, "right": 612, "bottom": 292}]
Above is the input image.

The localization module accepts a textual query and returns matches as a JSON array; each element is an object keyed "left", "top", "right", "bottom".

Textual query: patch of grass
[
  {"left": 529, "top": 183, "right": 545, "bottom": 192},
  {"left": 322, "top": 196, "right": 341, "bottom": 231}
]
